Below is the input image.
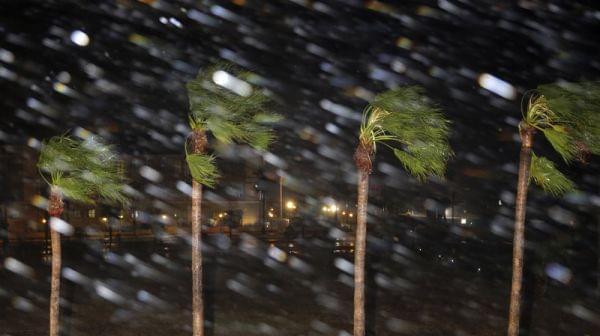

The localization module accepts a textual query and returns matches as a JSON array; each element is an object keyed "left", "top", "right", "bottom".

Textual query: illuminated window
[{"left": 88, "top": 209, "right": 96, "bottom": 218}]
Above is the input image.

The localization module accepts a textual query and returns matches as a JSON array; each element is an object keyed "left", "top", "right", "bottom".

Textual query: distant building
[{"left": 0, "top": 145, "right": 278, "bottom": 242}]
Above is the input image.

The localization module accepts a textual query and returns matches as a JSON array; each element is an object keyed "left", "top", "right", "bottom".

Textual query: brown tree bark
[
  {"left": 507, "top": 125, "right": 535, "bottom": 336},
  {"left": 191, "top": 129, "right": 207, "bottom": 336},
  {"left": 48, "top": 187, "right": 64, "bottom": 336},
  {"left": 353, "top": 142, "right": 372, "bottom": 336}
]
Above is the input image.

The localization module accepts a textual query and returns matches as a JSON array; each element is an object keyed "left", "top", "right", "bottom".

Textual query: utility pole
[
  {"left": 451, "top": 191, "right": 456, "bottom": 225},
  {"left": 261, "top": 190, "right": 266, "bottom": 230},
  {"left": 279, "top": 175, "right": 283, "bottom": 219}
]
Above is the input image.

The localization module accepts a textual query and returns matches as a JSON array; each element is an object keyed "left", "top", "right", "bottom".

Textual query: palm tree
[
  {"left": 353, "top": 86, "right": 452, "bottom": 336},
  {"left": 185, "top": 63, "right": 280, "bottom": 336},
  {"left": 37, "top": 135, "right": 127, "bottom": 336},
  {"left": 507, "top": 82, "right": 600, "bottom": 336}
]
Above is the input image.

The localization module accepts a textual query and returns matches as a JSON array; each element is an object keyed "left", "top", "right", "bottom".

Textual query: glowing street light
[{"left": 286, "top": 200, "right": 297, "bottom": 210}]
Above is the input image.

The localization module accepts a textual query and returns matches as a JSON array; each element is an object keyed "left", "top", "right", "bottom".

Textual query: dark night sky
[{"left": 0, "top": 0, "right": 599, "bottom": 211}]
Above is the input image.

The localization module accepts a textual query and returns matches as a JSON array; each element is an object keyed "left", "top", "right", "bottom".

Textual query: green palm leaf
[
  {"left": 185, "top": 153, "right": 219, "bottom": 188},
  {"left": 521, "top": 82, "right": 600, "bottom": 196},
  {"left": 241, "top": 124, "right": 276, "bottom": 151},
  {"left": 541, "top": 128, "right": 577, "bottom": 162},
  {"left": 184, "top": 62, "right": 282, "bottom": 190},
  {"left": 533, "top": 82, "right": 600, "bottom": 157},
  {"left": 186, "top": 63, "right": 280, "bottom": 150},
  {"left": 359, "top": 86, "right": 452, "bottom": 180},
  {"left": 53, "top": 176, "right": 94, "bottom": 204},
  {"left": 97, "top": 183, "right": 128, "bottom": 204},
  {"left": 205, "top": 116, "right": 245, "bottom": 144},
  {"left": 530, "top": 154, "right": 575, "bottom": 196},
  {"left": 393, "top": 149, "right": 429, "bottom": 181},
  {"left": 38, "top": 135, "right": 128, "bottom": 205}
]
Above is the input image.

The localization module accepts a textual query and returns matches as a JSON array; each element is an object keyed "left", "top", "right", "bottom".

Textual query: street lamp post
[{"left": 279, "top": 176, "right": 284, "bottom": 219}]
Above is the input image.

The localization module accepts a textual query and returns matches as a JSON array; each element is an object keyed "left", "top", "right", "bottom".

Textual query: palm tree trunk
[
  {"left": 507, "top": 125, "right": 534, "bottom": 336},
  {"left": 353, "top": 142, "right": 372, "bottom": 336},
  {"left": 191, "top": 129, "right": 207, "bottom": 336},
  {"left": 48, "top": 187, "right": 64, "bottom": 336},
  {"left": 354, "top": 169, "right": 369, "bottom": 336},
  {"left": 192, "top": 179, "right": 203, "bottom": 336}
]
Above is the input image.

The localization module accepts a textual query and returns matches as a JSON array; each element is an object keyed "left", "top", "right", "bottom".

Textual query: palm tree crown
[
  {"left": 185, "top": 63, "right": 280, "bottom": 187},
  {"left": 37, "top": 135, "right": 127, "bottom": 204},
  {"left": 357, "top": 86, "right": 452, "bottom": 179},
  {"left": 522, "top": 82, "right": 600, "bottom": 196}
]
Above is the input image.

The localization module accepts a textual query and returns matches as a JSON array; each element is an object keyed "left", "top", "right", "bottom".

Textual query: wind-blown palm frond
[
  {"left": 53, "top": 176, "right": 95, "bottom": 204},
  {"left": 359, "top": 86, "right": 452, "bottom": 180},
  {"left": 185, "top": 152, "right": 219, "bottom": 188},
  {"left": 241, "top": 124, "right": 277, "bottom": 150},
  {"left": 186, "top": 63, "right": 280, "bottom": 150},
  {"left": 526, "top": 82, "right": 600, "bottom": 162},
  {"left": 530, "top": 154, "right": 575, "bottom": 196},
  {"left": 540, "top": 82, "right": 600, "bottom": 155},
  {"left": 38, "top": 135, "right": 127, "bottom": 204},
  {"left": 540, "top": 127, "right": 577, "bottom": 162},
  {"left": 520, "top": 82, "right": 600, "bottom": 197}
]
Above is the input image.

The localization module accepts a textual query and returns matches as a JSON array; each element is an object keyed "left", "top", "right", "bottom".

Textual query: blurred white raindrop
[
  {"left": 212, "top": 70, "right": 252, "bottom": 97},
  {"left": 70, "top": 30, "right": 90, "bottom": 46},
  {"left": 50, "top": 217, "right": 74, "bottom": 236},
  {"left": 477, "top": 73, "right": 516, "bottom": 100},
  {"left": 139, "top": 166, "right": 162, "bottom": 182},
  {"left": 4, "top": 258, "right": 34, "bottom": 278}
]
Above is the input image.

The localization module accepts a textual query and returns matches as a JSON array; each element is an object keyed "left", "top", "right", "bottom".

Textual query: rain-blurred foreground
[{"left": 2, "top": 223, "right": 599, "bottom": 335}]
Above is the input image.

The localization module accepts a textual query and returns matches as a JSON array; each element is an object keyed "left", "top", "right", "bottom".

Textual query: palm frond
[
  {"left": 359, "top": 86, "right": 452, "bottom": 180},
  {"left": 541, "top": 128, "right": 577, "bottom": 162},
  {"left": 242, "top": 125, "right": 276, "bottom": 151},
  {"left": 531, "top": 82, "right": 600, "bottom": 159},
  {"left": 186, "top": 63, "right": 280, "bottom": 151},
  {"left": 205, "top": 116, "right": 246, "bottom": 144},
  {"left": 530, "top": 154, "right": 575, "bottom": 197},
  {"left": 392, "top": 142, "right": 450, "bottom": 181},
  {"left": 186, "top": 153, "right": 220, "bottom": 188},
  {"left": 96, "top": 183, "right": 128, "bottom": 204},
  {"left": 54, "top": 176, "right": 95, "bottom": 204},
  {"left": 38, "top": 136, "right": 84, "bottom": 176},
  {"left": 38, "top": 135, "right": 128, "bottom": 205}
]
